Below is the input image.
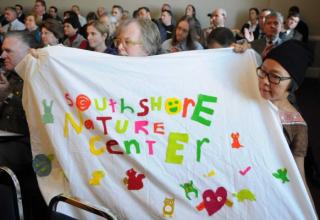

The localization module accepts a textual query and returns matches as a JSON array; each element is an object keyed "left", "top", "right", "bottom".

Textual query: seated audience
[
  {"left": 137, "top": 7, "right": 152, "bottom": 20},
  {"left": 71, "top": 5, "right": 87, "bottom": 27},
  {"left": 15, "top": 4, "right": 25, "bottom": 24},
  {"left": 256, "top": 40, "right": 314, "bottom": 205},
  {"left": 33, "top": 0, "right": 50, "bottom": 23},
  {"left": 280, "top": 12, "right": 303, "bottom": 42},
  {"left": 288, "top": 6, "right": 308, "bottom": 42},
  {"left": 184, "top": 4, "right": 202, "bottom": 40},
  {"left": 241, "top": 8, "right": 259, "bottom": 41},
  {"left": 63, "top": 16, "right": 88, "bottom": 49},
  {"left": 25, "top": 14, "right": 41, "bottom": 43},
  {"left": 251, "top": 11, "right": 284, "bottom": 58},
  {"left": 96, "top": 6, "right": 106, "bottom": 19},
  {"left": 41, "top": 18, "right": 64, "bottom": 46},
  {"left": 161, "top": 15, "right": 203, "bottom": 53},
  {"left": 48, "top": 6, "right": 63, "bottom": 23},
  {"left": 99, "top": 14, "right": 117, "bottom": 48},
  {"left": 87, "top": 21, "right": 117, "bottom": 54},
  {"left": 112, "top": 5, "right": 124, "bottom": 23},
  {"left": 115, "top": 18, "right": 161, "bottom": 56},
  {"left": 245, "top": 8, "right": 272, "bottom": 42},
  {"left": 0, "top": 7, "right": 25, "bottom": 34},
  {"left": 157, "top": 9, "right": 175, "bottom": 43},
  {"left": 202, "top": 8, "right": 227, "bottom": 47},
  {"left": 160, "top": 3, "right": 176, "bottom": 25},
  {"left": 79, "top": 11, "right": 98, "bottom": 39},
  {"left": 122, "top": 10, "right": 130, "bottom": 21}
]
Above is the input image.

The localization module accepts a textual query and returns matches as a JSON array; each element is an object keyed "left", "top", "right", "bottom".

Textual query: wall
[{"left": 0, "top": 0, "right": 319, "bottom": 37}]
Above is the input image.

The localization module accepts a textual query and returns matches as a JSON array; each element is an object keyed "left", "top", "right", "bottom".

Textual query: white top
[
  {"left": 161, "top": 38, "right": 203, "bottom": 54},
  {"left": 78, "top": 15, "right": 87, "bottom": 27},
  {"left": 2, "top": 19, "right": 25, "bottom": 33}
]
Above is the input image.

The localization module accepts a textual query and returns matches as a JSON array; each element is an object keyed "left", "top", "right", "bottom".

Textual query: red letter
[
  {"left": 182, "top": 98, "right": 195, "bottom": 118},
  {"left": 154, "top": 122, "right": 165, "bottom": 135},
  {"left": 65, "top": 93, "right": 73, "bottom": 107},
  {"left": 137, "top": 98, "right": 149, "bottom": 116},
  {"left": 96, "top": 116, "right": 112, "bottom": 135},
  {"left": 106, "top": 139, "right": 124, "bottom": 154}
]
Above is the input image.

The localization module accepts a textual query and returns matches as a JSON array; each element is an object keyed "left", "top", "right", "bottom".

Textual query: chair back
[
  {"left": 48, "top": 194, "right": 116, "bottom": 220},
  {"left": 0, "top": 166, "right": 24, "bottom": 220}
]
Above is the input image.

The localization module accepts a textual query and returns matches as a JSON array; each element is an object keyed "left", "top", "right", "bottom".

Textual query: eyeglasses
[
  {"left": 113, "top": 38, "right": 142, "bottom": 48},
  {"left": 256, "top": 67, "right": 291, "bottom": 85}
]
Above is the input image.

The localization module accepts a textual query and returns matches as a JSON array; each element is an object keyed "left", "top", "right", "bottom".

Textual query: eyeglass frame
[
  {"left": 256, "top": 67, "right": 291, "bottom": 85},
  {"left": 113, "top": 38, "right": 142, "bottom": 48}
]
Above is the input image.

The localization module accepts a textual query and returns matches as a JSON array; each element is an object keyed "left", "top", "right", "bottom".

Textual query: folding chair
[
  {"left": 0, "top": 166, "right": 24, "bottom": 220},
  {"left": 48, "top": 194, "right": 116, "bottom": 220}
]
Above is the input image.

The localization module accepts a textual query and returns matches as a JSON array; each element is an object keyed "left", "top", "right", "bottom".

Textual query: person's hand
[
  {"left": 29, "top": 48, "right": 39, "bottom": 58},
  {"left": 170, "top": 47, "right": 181, "bottom": 53},
  {"left": 232, "top": 41, "right": 251, "bottom": 53},
  {"left": 244, "top": 28, "right": 254, "bottom": 42},
  {"left": 0, "top": 73, "right": 11, "bottom": 101}
]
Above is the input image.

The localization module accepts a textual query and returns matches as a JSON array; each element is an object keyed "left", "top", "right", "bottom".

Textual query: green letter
[
  {"left": 165, "top": 132, "right": 189, "bottom": 164},
  {"left": 191, "top": 94, "right": 217, "bottom": 126},
  {"left": 197, "top": 138, "right": 210, "bottom": 162},
  {"left": 124, "top": 139, "right": 141, "bottom": 154}
]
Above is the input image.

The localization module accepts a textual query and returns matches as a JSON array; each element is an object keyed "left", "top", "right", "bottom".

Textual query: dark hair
[
  {"left": 41, "top": 18, "right": 64, "bottom": 42},
  {"left": 137, "top": 7, "right": 150, "bottom": 13},
  {"left": 4, "top": 30, "right": 39, "bottom": 48},
  {"left": 64, "top": 16, "right": 81, "bottom": 30},
  {"left": 35, "top": 0, "right": 46, "bottom": 9},
  {"left": 112, "top": 5, "right": 124, "bottom": 13},
  {"left": 172, "top": 15, "right": 198, "bottom": 50},
  {"left": 63, "top": 10, "right": 78, "bottom": 21},
  {"left": 249, "top": 7, "right": 259, "bottom": 15},
  {"left": 15, "top": 4, "right": 23, "bottom": 10},
  {"left": 207, "top": 27, "right": 235, "bottom": 48},
  {"left": 86, "top": 12, "right": 98, "bottom": 22},
  {"left": 288, "top": 11, "right": 300, "bottom": 19},
  {"left": 185, "top": 4, "right": 196, "bottom": 17},
  {"left": 49, "top": 6, "right": 58, "bottom": 13},
  {"left": 132, "top": 10, "right": 138, "bottom": 18},
  {"left": 289, "top": 6, "right": 300, "bottom": 14},
  {"left": 162, "top": 9, "right": 173, "bottom": 17}
]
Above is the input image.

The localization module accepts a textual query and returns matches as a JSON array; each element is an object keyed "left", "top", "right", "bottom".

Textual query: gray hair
[
  {"left": 119, "top": 18, "right": 161, "bottom": 55},
  {"left": 4, "top": 31, "right": 38, "bottom": 48},
  {"left": 265, "top": 11, "right": 283, "bottom": 24}
]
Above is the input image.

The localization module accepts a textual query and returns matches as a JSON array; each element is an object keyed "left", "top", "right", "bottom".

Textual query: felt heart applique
[{"left": 203, "top": 187, "right": 227, "bottom": 216}]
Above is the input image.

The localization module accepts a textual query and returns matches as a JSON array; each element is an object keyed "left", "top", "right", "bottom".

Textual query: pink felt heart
[{"left": 203, "top": 187, "right": 227, "bottom": 216}]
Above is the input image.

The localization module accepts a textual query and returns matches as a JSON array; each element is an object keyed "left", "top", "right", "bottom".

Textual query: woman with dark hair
[
  {"left": 161, "top": 15, "right": 203, "bottom": 53},
  {"left": 63, "top": 15, "right": 88, "bottom": 49},
  {"left": 41, "top": 18, "right": 64, "bottom": 46},
  {"left": 184, "top": 4, "right": 202, "bottom": 40},
  {"left": 257, "top": 40, "right": 314, "bottom": 206},
  {"left": 241, "top": 7, "right": 260, "bottom": 41}
]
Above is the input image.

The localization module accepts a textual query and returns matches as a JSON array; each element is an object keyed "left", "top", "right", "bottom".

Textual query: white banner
[{"left": 16, "top": 46, "right": 317, "bottom": 220}]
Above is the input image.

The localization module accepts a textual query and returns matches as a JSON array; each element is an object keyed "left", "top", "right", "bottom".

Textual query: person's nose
[{"left": 1, "top": 51, "right": 7, "bottom": 59}]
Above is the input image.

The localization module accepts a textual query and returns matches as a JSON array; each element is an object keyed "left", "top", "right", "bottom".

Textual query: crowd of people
[
  {"left": 0, "top": 1, "right": 317, "bottom": 219},
  {"left": 0, "top": 1, "right": 310, "bottom": 56}
]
